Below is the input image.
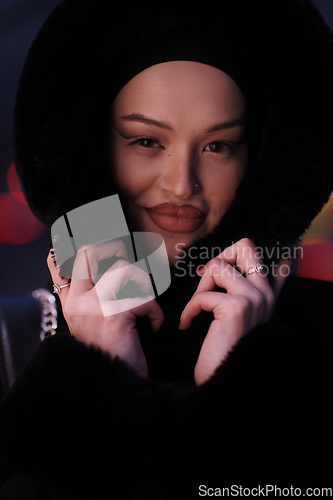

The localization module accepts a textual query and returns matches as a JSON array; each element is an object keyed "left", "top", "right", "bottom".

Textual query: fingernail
[
  {"left": 197, "top": 265, "right": 205, "bottom": 275},
  {"left": 49, "top": 249, "right": 57, "bottom": 266}
]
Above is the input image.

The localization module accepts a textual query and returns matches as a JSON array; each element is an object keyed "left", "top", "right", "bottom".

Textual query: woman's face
[{"left": 109, "top": 61, "right": 248, "bottom": 265}]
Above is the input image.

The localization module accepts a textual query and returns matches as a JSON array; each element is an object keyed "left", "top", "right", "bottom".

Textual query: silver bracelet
[{"left": 32, "top": 288, "right": 58, "bottom": 340}]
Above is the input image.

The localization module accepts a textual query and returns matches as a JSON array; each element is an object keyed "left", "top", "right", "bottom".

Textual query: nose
[{"left": 158, "top": 147, "right": 199, "bottom": 200}]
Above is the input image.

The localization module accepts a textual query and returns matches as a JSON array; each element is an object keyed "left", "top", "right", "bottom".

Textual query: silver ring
[
  {"left": 244, "top": 262, "right": 264, "bottom": 277},
  {"left": 53, "top": 283, "right": 71, "bottom": 294}
]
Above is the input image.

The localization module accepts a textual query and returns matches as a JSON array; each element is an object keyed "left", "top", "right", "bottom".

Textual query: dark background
[{"left": 0, "top": 0, "right": 333, "bottom": 297}]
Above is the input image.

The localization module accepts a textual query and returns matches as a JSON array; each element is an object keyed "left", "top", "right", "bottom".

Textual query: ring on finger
[
  {"left": 244, "top": 262, "right": 264, "bottom": 277},
  {"left": 53, "top": 282, "right": 71, "bottom": 294}
]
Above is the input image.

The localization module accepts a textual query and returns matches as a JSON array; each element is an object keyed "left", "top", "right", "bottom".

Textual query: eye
[
  {"left": 203, "top": 141, "right": 232, "bottom": 154},
  {"left": 131, "top": 138, "right": 161, "bottom": 148}
]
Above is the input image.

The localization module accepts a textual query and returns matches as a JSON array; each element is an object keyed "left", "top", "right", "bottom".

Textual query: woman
[{"left": 1, "top": 0, "right": 333, "bottom": 498}]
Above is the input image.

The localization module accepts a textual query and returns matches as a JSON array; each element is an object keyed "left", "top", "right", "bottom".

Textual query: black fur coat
[{"left": 1, "top": 0, "right": 333, "bottom": 498}]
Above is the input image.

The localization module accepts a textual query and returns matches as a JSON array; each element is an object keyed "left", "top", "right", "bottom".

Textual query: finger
[
  {"left": 219, "top": 238, "right": 266, "bottom": 278},
  {"left": 217, "top": 238, "right": 258, "bottom": 271},
  {"left": 70, "top": 239, "right": 130, "bottom": 296},
  {"left": 194, "top": 317, "right": 241, "bottom": 386},
  {"left": 101, "top": 295, "right": 164, "bottom": 332},
  {"left": 195, "top": 240, "right": 276, "bottom": 324},
  {"left": 47, "top": 249, "right": 71, "bottom": 308},
  {"left": 95, "top": 260, "right": 153, "bottom": 302},
  {"left": 130, "top": 296, "right": 165, "bottom": 333},
  {"left": 195, "top": 255, "right": 269, "bottom": 299},
  {"left": 214, "top": 238, "right": 271, "bottom": 292},
  {"left": 179, "top": 291, "right": 232, "bottom": 330},
  {"left": 195, "top": 258, "right": 246, "bottom": 294}
]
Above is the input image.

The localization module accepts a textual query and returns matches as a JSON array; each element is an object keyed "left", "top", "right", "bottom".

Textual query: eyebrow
[
  {"left": 119, "top": 113, "right": 246, "bottom": 133},
  {"left": 120, "top": 114, "right": 173, "bottom": 131},
  {"left": 205, "top": 118, "right": 246, "bottom": 133}
]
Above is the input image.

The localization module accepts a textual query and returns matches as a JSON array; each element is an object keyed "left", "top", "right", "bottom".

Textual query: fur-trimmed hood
[{"left": 13, "top": 0, "right": 333, "bottom": 269}]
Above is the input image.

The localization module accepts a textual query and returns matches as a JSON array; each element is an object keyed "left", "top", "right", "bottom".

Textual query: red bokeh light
[
  {"left": 298, "top": 239, "right": 333, "bottom": 282},
  {"left": 6, "top": 161, "right": 27, "bottom": 205},
  {"left": 0, "top": 162, "right": 45, "bottom": 244}
]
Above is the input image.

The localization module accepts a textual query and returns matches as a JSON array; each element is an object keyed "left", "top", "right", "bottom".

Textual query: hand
[
  {"left": 47, "top": 240, "right": 164, "bottom": 378},
  {"left": 178, "top": 238, "right": 292, "bottom": 386}
]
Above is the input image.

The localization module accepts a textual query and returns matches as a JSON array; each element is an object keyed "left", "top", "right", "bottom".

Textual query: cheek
[
  {"left": 110, "top": 145, "right": 157, "bottom": 198},
  {"left": 208, "top": 155, "right": 247, "bottom": 216}
]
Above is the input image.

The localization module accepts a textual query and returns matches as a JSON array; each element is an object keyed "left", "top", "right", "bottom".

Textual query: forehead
[{"left": 111, "top": 61, "right": 246, "bottom": 127}]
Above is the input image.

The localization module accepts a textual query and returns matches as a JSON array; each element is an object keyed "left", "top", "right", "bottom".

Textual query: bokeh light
[{"left": 0, "top": 162, "right": 45, "bottom": 245}]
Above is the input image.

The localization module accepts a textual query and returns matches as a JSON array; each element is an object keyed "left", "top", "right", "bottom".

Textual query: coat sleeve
[{"left": 0, "top": 322, "right": 331, "bottom": 499}]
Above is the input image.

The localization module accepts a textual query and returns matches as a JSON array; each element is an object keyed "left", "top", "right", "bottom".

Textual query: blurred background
[{"left": 1, "top": 0, "right": 333, "bottom": 298}]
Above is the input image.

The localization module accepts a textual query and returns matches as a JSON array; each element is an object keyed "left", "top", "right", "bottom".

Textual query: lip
[{"left": 145, "top": 203, "right": 206, "bottom": 233}]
